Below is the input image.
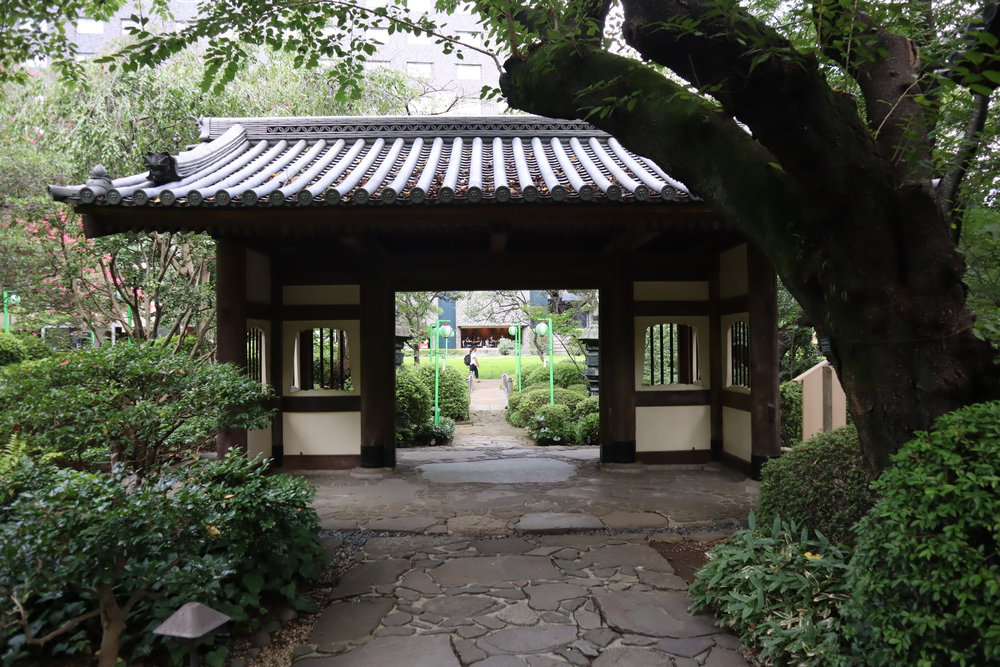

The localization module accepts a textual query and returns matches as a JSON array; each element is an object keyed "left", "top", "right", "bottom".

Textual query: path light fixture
[
  {"left": 430, "top": 319, "right": 454, "bottom": 425},
  {"left": 534, "top": 318, "right": 554, "bottom": 404},
  {"left": 508, "top": 324, "right": 523, "bottom": 391},
  {"left": 152, "top": 601, "right": 230, "bottom": 667},
  {"left": 2, "top": 291, "right": 19, "bottom": 334}
]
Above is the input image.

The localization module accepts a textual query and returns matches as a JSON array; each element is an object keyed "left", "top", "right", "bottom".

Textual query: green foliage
[
  {"left": 12, "top": 334, "right": 51, "bottom": 361},
  {"left": 779, "top": 380, "right": 803, "bottom": 448},
  {"left": 395, "top": 365, "right": 432, "bottom": 446},
  {"left": 522, "top": 361, "right": 585, "bottom": 389},
  {"left": 0, "top": 343, "right": 274, "bottom": 473},
  {"left": 757, "top": 426, "right": 875, "bottom": 546},
  {"left": 0, "top": 454, "right": 324, "bottom": 665},
  {"left": 413, "top": 417, "right": 455, "bottom": 447},
  {"left": 689, "top": 514, "right": 852, "bottom": 666},
  {"left": 0, "top": 334, "right": 25, "bottom": 367},
  {"left": 497, "top": 337, "right": 516, "bottom": 355},
  {"left": 414, "top": 363, "right": 470, "bottom": 422},
  {"left": 573, "top": 395, "right": 599, "bottom": 420},
  {"left": 566, "top": 383, "right": 589, "bottom": 396},
  {"left": 576, "top": 412, "right": 600, "bottom": 445},
  {"left": 844, "top": 401, "right": 1000, "bottom": 665},
  {"left": 527, "top": 403, "right": 575, "bottom": 445},
  {"left": 507, "top": 387, "right": 583, "bottom": 428},
  {"left": 961, "top": 207, "right": 1000, "bottom": 348}
]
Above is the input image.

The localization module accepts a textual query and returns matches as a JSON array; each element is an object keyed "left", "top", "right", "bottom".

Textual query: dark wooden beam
[
  {"left": 360, "top": 275, "right": 396, "bottom": 468},
  {"left": 270, "top": 270, "right": 284, "bottom": 465},
  {"left": 748, "top": 243, "right": 781, "bottom": 478},
  {"left": 709, "top": 254, "right": 723, "bottom": 460},
  {"left": 216, "top": 239, "right": 248, "bottom": 457},
  {"left": 490, "top": 224, "right": 509, "bottom": 253},
  {"left": 599, "top": 259, "right": 636, "bottom": 463},
  {"left": 633, "top": 301, "right": 712, "bottom": 316}
]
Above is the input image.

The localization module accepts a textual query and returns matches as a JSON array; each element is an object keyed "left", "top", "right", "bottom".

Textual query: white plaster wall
[
  {"left": 247, "top": 424, "right": 272, "bottom": 460},
  {"left": 282, "top": 320, "right": 360, "bottom": 395},
  {"left": 246, "top": 249, "right": 271, "bottom": 303},
  {"left": 634, "top": 315, "right": 710, "bottom": 390},
  {"left": 633, "top": 281, "right": 709, "bottom": 301},
  {"left": 798, "top": 361, "right": 848, "bottom": 441},
  {"left": 723, "top": 406, "right": 752, "bottom": 462},
  {"left": 283, "top": 285, "right": 361, "bottom": 305},
  {"left": 282, "top": 412, "right": 361, "bottom": 456},
  {"left": 636, "top": 406, "right": 711, "bottom": 451},
  {"left": 719, "top": 244, "right": 748, "bottom": 299}
]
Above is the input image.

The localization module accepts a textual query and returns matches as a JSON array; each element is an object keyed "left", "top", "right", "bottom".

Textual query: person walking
[{"left": 469, "top": 345, "right": 480, "bottom": 382}]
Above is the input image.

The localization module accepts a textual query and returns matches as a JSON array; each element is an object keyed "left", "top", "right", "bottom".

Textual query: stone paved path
[{"left": 286, "top": 379, "right": 756, "bottom": 666}]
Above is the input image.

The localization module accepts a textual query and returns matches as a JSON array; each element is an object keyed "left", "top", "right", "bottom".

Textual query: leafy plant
[
  {"left": 757, "top": 426, "right": 876, "bottom": 546},
  {"left": 573, "top": 395, "right": 599, "bottom": 420},
  {"left": 0, "top": 334, "right": 25, "bottom": 368},
  {"left": 575, "top": 412, "right": 600, "bottom": 445},
  {"left": 522, "top": 361, "right": 586, "bottom": 389},
  {"left": 689, "top": 513, "right": 852, "bottom": 666},
  {"left": 414, "top": 364, "right": 470, "bottom": 422},
  {"left": 527, "top": 403, "right": 575, "bottom": 445},
  {"left": 395, "top": 365, "right": 432, "bottom": 446},
  {"left": 779, "top": 380, "right": 802, "bottom": 448},
  {"left": 844, "top": 401, "right": 1000, "bottom": 665},
  {"left": 413, "top": 417, "right": 455, "bottom": 446},
  {"left": 12, "top": 334, "right": 51, "bottom": 361},
  {"left": 0, "top": 343, "right": 274, "bottom": 473},
  {"left": 497, "top": 337, "right": 516, "bottom": 355},
  {"left": 507, "top": 386, "right": 583, "bottom": 428}
]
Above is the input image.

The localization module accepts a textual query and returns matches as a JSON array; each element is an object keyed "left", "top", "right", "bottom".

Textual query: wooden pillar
[
  {"left": 748, "top": 244, "right": 781, "bottom": 478},
  {"left": 216, "top": 238, "right": 248, "bottom": 457},
  {"left": 709, "top": 254, "right": 723, "bottom": 461},
  {"left": 599, "top": 260, "right": 636, "bottom": 463},
  {"left": 360, "top": 276, "right": 396, "bottom": 468},
  {"left": 270, "top": 270, "right": 284, "bottom": 466}
]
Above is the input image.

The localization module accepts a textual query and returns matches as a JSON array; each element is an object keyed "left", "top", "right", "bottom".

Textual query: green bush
[
  {"left": 414, "top": 364, "right": 470, "bottom": 422},
  {"left": 573, "top": 395, "right": 599, "bottom": 420},
  {"left": 522, "top": 361, "right": 584, "bottom": 389},
  {"left": 395, "top": 366, "right": 432, "bottom": 446},
  {"left": 413, "top": 417, "right": 455, "bottom": 446},
  {"left": 507, "top": 387, "right": 583, "bottom": 428},
  {"left": 505, "top": 390, "right": 524, "bottom": 419},
  {"left": 0, "top": 343, "right": 274, "bottom": 474},
  {"left": 497, "top": 337, "right": 516, "bottom": 356},
  {"left": 844, "top": 401, "right": 1000, "bottom": 665},
  {"left": 757, "top": 426, "right": 875, "bottom": 546},
  {"left": 0, "top": 333, "right": 25, "bottom": 368},
  {"left": 576, "top": 412, "right": 600, "bottom": 445},
  {"left": 566, "top": 383, "right": 589, "bottom": 396},
  {"left": 527, "top": 403, "right": 575, "bottom": 445},
  {"left": 689, "top": 514, "right": 852, "bottom": 666},
  {"left": 12, "top": 334, "right": 51, "bottom": 361},
  {"left": 780, "top": 380, "right": 802, "bottom": 448},
  {"left": 0, "top": 454, "right": 325, "bottom": 665}
]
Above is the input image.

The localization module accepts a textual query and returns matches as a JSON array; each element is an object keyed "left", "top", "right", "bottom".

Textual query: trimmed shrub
[
  {"left": 413, "top": 417, "right": 455, "bottom": 446},
  {"left": 505, "top": 390, "right": 524, "bottom": 420},
  {"left": 780, "top": 380, "right": 802, "bottom": 448},
  {"left": 13, "top": 334, "right": 52, "bottom": 361},
  {"left": 395, "top": 366, "right": 432, "bottom": 446},
  {"left": 757, "top": 426, "right": 875, "bottom": 546},
  {"left": 566, "top": 383, "right": 589, "bottom": 397},
  {"left": 0, "top": 333, "right": 25, "bottom": 368},
  {"left": 573, "top": 395, "right": 599, "bottom": 420},
  {"left": 844, "top": 401, "right": 1000, "bottom": 665},
  {"left": 507, "top": 387, "right": 583, "bottom": 428},
  {"left": 0, "top": 343, "right": 274, "bottom": 474},
  {"left": 414, "top": 364, "right": 470, "bottom": 422},
  {"left": 497, "top": 337, "right": 516, "bottom": 355},
  {"left": 0, "top": 454, "right": 325, "bottom": 665},
  {"left": 576, "top": 412, "right": 600, "bottom": 445},
  {"left": 689, "top": 514, "right": 852, "bottom": 666},
  {"left": 522, "top": 362, "right": 584, "bottom": 389},
  {"left": 527, "top": 403, "right": 575, "bottom": 445}
]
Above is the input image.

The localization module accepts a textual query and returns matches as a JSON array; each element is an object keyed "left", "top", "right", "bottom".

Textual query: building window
[
  {"left": 406, "top": 61, "right": 433, "bottom": 80},
  {"left": 292, "top": 328, "right": 351, "bottom": 391},
  {"left": 642, "top": 323, "right": 699, "bottom": 386},
  {"left": 246, "top": 328, "right": 266, "bottom": 384},
  {"left": 730, "top": 321, "right": 751, "bottom": 388},
  {"left": 456, "top": 30, "right": 481, "bottom": 47},
  {"left": 76, "top": 18, "right": 105, "bottom": 34},
  {"left": 456, "top": 63, "right": 481, "bottom": 81}
]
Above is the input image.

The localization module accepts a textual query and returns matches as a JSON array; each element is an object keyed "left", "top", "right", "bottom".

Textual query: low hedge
[
  {"left": 522, "top": 362, "right": 586, "bottom": 389},
  {"left": 395, "top": 366, "right": 432, "bottom": 446},
  {"left": 507, "top": 387, "right": 583, "bottom": 428},
  {"left": 0, "top": 334, "right": 25, "bottom": 368},
  {"left": 414, "top": 363, "right": 470, "bottom": 422},
  {"left": 527, "top": 403, "right": 574, "bottom": 445},
  {"left": 757, "top": 426, "right": 875, "bottom": 546},
  {"left": 779, "top": 380, "right": 802, "bottom": 448}
]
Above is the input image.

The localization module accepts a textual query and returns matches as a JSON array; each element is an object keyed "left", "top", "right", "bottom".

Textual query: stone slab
[
  {"left": 478, "top": 625, "right": 579, "bottom": 653},
  {"left": 471, "top": 537, "right": 535, "bottom": 554},
  {"left": 593, "top": 590, "right": 720, "bottom": 638},
  {"left": 330, "top": 559, "right": 411, "bottom": 599},
  {"left": 364, "top": 517, "right": 438, "bottom": 532},
  {"left": 299, "top": 634, "right": 460, "bottom": 666},
  {"left": 580, "top": 544, "right": 674, "bottom": 573},
  {"left": 418, "top": 458, "right": 576, "bottom": 484},
  {"left": 656, "top": 636, "right": 717, "bottom": 658},
  {"left": 422, "top": 595, "right": 497, "bottom": 619},
  {"left": 309, "top": 598, "right": 394, "bottom": 647},
  {"left": 515, "top": 513, "right": 603, "bottom": 533},
  {"left": 591, "top": 646, "right": 674, "bottom": 666},
  {"left": 524, "top": 583, "right": 588, "bottom": 611},
  {"left": 429, "top": 556, "right": 562, "bottom": 587},
  {"left": 600, "top": 511, "right": 670, "bottom": 530},
  {"left": 448, "top": 515, "right": 511, "bottom": 536}
]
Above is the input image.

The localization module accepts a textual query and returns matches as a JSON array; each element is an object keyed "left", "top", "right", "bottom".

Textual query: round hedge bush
[
  {"left": 395, "top": 366, "right": 431, "bottom": 446},
  {"left": 573, "top": 396, "right": 599, "bottom": 420},
  {"left": 757, "top": 425, "right": 875, "bottom": 546},
  {"left": 0, "top": 333, "right": 26, "bottom": 368},
  {"left": 522, "top": 362, "right": 585, "bottom": 389},
  {"left": 527, "top": 403, "right": 574, "bottom": 445},
  {"left": 414, "top": 364, "right": 470, "bottom": 422},
  {"left": 14, "top": 334, "right": 53, "bottom": 361},
  {"left": 844, "top": 401, "right": 1000, "bottom": 665},
  {"left": 508, "top": 387, "right": 583, "bottom": 428},
  {"left": 576, "top": 413, "right": 600, "bottom": 445},
  {"left": 779, "top": 380, "right": 802, "bottom": 448}
]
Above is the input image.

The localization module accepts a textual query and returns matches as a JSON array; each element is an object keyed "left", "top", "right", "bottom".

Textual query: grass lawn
[{"left": 403, "top": 353, "right": 584, "bottom": 380}]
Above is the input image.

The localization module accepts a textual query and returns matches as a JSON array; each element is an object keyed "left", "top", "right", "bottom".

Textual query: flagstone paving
[{"left": 284, "top": 379, "right": 757, "bottom": 666}]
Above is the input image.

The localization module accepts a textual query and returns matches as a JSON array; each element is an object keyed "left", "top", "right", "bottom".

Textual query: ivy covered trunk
[{"left": 497, "top": 0, "right": 1000, "bottom": 475}]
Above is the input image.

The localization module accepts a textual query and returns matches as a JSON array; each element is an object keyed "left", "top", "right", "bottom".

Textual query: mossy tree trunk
[{"left": 498, "top": 0, "right": 1000, "bottom": 475}]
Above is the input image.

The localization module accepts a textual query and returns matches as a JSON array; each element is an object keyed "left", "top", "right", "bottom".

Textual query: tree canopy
[{"left": 3, "top": 0, "right": 999, "bottom": 473}]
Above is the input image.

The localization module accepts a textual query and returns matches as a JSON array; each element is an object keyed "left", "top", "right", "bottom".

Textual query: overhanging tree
[{"left": 3, "top": 0, "right": 998, "bottom": 474}]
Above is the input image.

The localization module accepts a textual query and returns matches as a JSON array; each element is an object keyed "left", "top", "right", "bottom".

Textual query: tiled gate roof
[{"left": 49, "top": 115, "right": 695, "bottom": 209}]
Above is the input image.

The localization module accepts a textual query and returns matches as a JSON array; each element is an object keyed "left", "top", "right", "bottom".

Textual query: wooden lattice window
[
  {"left": 293, "top": 328, "right": 351, "bottom": 391},
  {"left": 730, "top": 321, "right": 751, "bottom": 388},
  {"left": 246, "top": 327, "right": 265, "bottom": 384},
  {"left": 642, "top": 323, "right": 699, "bottom": 386}
]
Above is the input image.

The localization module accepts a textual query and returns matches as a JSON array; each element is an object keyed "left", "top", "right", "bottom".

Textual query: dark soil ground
[{"left": 648, "top": 539, "right": 716, "bottom": 584}]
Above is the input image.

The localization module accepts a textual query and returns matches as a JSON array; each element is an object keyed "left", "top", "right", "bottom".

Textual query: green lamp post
[
  {"left": 3, "top": 291, "right": 20, "bottom": 334},
  {"left": 430, "top": 320, "right": 454, "bottom": 425},
  {"left": 508, "top": 324, "right": 522, "bottom": 391},
  {"left": 534, "top": 318, "right": 554, "bottom": 404}
]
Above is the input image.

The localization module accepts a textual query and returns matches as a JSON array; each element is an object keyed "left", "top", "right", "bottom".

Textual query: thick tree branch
[{"left": 938, "top": 91, "right": 991, "bottom": 237}]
